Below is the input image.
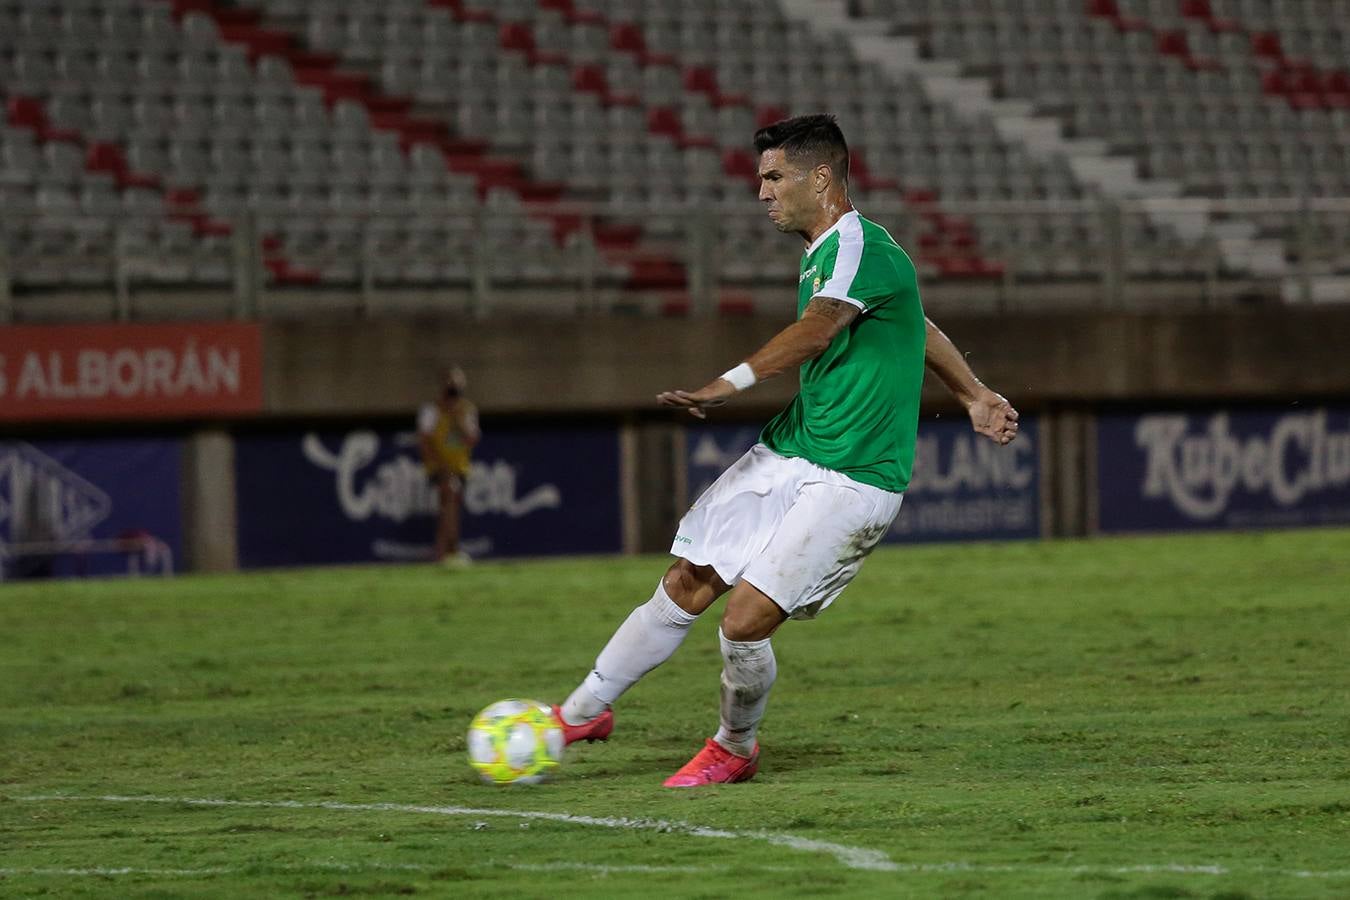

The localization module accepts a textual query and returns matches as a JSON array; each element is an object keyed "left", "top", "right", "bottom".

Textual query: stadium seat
[{"left": 2, "top": 0, "right": 1346, "bottom": 298}]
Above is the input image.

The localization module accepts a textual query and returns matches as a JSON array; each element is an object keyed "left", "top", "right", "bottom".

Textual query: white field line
[
  {"left": 0, "top": 862, "right": 749, "bottom": 879},
  {"left": 5, "top": 860, "right": 1350, "bottom": 882},
  {"left": 9, "top": 794, "right": 1350, "bottom": 881},
  {"left": 13, "top": 793, "right": 896, "bottom": 872},
  {"left": 0, "top": 861, "right": 436, "bottom": 878},
  {"left": 4, "top": 859, "right": 1350, "bottom": 882},
  {"left": 0, "top": 867, "right": 233, "bottom": 878},
  {"left": 503, "top": 862, "right": 729, "bottom": 873}
]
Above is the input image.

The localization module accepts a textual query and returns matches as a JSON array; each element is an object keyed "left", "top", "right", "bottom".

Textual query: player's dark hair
[
  {"left": 442, "top": 366, "right": 466, "bottom": 398},
  {"left": 753, "top": 114, "right": 849, "bottom": 184}
]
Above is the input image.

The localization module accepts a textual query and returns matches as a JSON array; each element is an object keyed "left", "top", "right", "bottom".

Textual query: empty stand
[
  {"left": 2, "top": 0, "right": 1346, "bottom": 313},
  {"left": 857, "top": 0, "right": 1350, "bottom": 281}
]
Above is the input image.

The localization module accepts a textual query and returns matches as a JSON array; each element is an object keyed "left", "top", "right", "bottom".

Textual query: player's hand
[
  {"left": 968, "top": 390, "right": 1019, "bottom": 445},
  {"left": 657, "top": 378, "right": 738, "bottom": 419}
]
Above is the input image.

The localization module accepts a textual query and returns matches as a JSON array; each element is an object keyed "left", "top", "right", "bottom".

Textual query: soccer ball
[{"left": 466, "top": 699, "right": 564, "bottom": 785}]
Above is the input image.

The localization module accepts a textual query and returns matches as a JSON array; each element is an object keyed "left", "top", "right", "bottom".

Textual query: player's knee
[
  {"left": 720, "top": 587, "right": 786, "bottom": 642},
  {"left": 663, "top": 560, "right": 723, "bottom": 614},
  {"left": 719, "top": 607, "right": 773, "bottom": 643}
]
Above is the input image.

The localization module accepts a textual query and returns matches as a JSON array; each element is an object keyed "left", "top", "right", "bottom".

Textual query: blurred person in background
[{"left": 418, "top": 366, "right": 480, "bottom": 568}]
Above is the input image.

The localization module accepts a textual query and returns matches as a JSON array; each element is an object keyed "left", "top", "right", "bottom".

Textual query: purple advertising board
[
  {"left": 1096, "top": 406, "right": 1350, "bottom": 533},
  {"left": 686, "top": 416, "right": 1041, "bottom": 544},
  {"left": 0, "top": 438, "right": 183, "bottom": 580},
  {"left": 235, "top": 424, "right": 623, "bottom": 568}
]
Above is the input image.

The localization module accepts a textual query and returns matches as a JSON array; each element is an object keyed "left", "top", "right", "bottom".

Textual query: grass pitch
[{"left": 2, "top": 529, "right": 1349, "bottom": 898}]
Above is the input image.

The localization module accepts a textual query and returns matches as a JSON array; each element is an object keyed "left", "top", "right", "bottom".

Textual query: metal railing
[
  {"left": 0, "top": 535, "right": 174, "bottom": 581},
  {"left": 1, "top": 198, "right": 1348, "bottom": 321}
]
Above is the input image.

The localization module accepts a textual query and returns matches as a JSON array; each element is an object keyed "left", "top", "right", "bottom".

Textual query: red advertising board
[{"left": 0, "top": 322, "right": 264, "bottom": 421}]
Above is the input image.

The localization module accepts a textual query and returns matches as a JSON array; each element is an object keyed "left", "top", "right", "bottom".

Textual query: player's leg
[
  {"left": 661, "top": 582, "right": 780, "bottom": 787},
  {"left": 556, "top": 559, "right": 730, "bottom": 741},
  {"left": 665, "top": 473, "right": 903, "bottom": 786},
  {"left": 557, "top": 442, "right": 789, "bottom": 746},
  {"left": 433, "top": 474, "right": 453, "bottom": 561},
  {"left": 444, "top": 474, "right": 470, "bottom": 565},
  {"left": 716, "top": 581, "right": 785, "bottom": 754}
]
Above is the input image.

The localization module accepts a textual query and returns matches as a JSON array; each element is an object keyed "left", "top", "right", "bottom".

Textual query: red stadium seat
[
  {"left": 1250, "top": 31, "right": 1284, "bottom": 61},
  {"left": 722, "top": 148, "right": 758, "bottom": 185},
  {"left": 646, "top": 107, "right": 682, "bottom": 139},
  {"left": 1156, "top": 31, "right": 1189, "bottom": 58}
]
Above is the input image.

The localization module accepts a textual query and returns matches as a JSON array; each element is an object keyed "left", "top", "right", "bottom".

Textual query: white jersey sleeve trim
[
  {"left": 804, "top": 209, "right": 859, "bottom": 256},
  {"left": 462, "top": 404, "right": 481, "bottom": 442},
  {"left": 812, "top": 214, "right": 868, "bottom": 310},
  {"left": 417, "top": 403, "right": 438, "bottom": 434}
]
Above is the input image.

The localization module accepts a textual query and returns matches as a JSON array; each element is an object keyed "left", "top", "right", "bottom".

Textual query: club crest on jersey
[{"left": 812, "top": 276, "right": 822, "bottom": 293}]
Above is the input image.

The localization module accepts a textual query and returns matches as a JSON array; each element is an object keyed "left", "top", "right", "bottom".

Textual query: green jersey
[{"left": 760, "top": 210, "right": 926, "bottom": 493}]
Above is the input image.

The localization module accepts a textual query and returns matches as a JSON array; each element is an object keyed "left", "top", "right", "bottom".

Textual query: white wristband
[{"left": 719, "top": 362, "right": 757, "bottom": 392}]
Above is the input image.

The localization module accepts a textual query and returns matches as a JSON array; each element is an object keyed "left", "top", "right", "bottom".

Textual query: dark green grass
[{"left": 2, "top": 529, "right": 1349, "bottom": 898}]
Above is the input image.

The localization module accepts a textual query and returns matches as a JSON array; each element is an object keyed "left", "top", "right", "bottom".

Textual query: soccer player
[
  {"left": 418, "top": 366, "right": 480, "bottom": 567},
  {"left": 554, "top": 114, "right": 1020, "bottom": 786}
]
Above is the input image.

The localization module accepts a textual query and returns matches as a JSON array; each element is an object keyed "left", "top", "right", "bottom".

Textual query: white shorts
[{"left": 671, "top": 443, "right": 904, "bottom": 620}]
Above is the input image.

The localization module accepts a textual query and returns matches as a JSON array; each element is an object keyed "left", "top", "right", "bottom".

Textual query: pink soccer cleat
[
  {"left": 552, "top": 705, "right": 614, "bottom": 746},
  {"left": 662, "top": 738, "right": 759, "bottom": 787}
]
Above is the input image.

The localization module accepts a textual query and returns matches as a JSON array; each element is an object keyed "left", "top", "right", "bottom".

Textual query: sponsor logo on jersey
[{"left": 799, "top": 265, "right": 818, "bottom": 284}]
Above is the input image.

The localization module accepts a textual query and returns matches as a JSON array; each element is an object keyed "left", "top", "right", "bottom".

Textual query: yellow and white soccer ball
[{"left": 466, "top": 699, "right": 564, "bottom": 785}]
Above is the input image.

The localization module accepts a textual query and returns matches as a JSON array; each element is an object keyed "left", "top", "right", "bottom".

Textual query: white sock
[
  {"left": 713, "top": 628, "right": 776, "bottom": 757},
  {"left": 560, "top": 580, "right": 698, "bottom": 725}
]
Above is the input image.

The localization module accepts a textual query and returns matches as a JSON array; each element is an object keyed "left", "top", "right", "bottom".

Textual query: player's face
[{"left": 757, "top": 149, "right": 814, "bottom": 234}]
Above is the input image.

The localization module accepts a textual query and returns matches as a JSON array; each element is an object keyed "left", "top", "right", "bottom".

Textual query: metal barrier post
[
  {"left": 231, "top": 213, "right": 259, "bottom": 319},
  {"left": 989, "top": 208, "right": 1014, "bottom": 312},
  {"left": 113, "top": 223, "right": 131, "bottom": 321},
  {"left": 469, "top": 209, "right": 491, "bottom": 319},
  {"left": 1099, "top": 200, "right": 1124, "bottom": 309},
  {"left": 253, "top": 215, "right": 266, "bottom": 318},
  {"left": 1297, "top": 195, "right": 1314, "bottom": 304},
  {"left": 999, "top": 247, "right": 1017, "bottom": 312},
  {"left": 687, "top": 207, "right": 714, "bottom": 317},
  {"left": 0, "top": 233, "right": 12, "bottom": 324},
  {"left": 359, "top": 224, "right": 374, "bottom": 317},
  {"left": 1203, "top": 237, "right": 1220, "bottom": 308},
  {"left": 578, "top": 213, "right": 597, "bottom": 314}
]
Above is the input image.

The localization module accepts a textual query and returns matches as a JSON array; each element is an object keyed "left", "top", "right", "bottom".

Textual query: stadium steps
[
  {"left": 159, "top": 0, "right": 583, "bottom": 286},
  {"left": 552, "top": 0, "right": 1005, "bottom": 281},
  {"left": 146, "top": 0, "right": 351, "bottom": 283},
  {"left": 434, "top": 0, "right": 757, "bottom": 288},
  {"left": 830, "top": 0, "right": 1296, "bottom": 280},
  {"left": 177, "top": 0, "right": 690, "bottom": 292},
  {"left": 162, "top": 0, "right": 546, "bottom": 198},
  {"left": 1089, "top": 0, "right": 1350, "bottom": 110},
  {"left": 425, "top": 0, "right": 717, "bottom": 289},
  {"left": 173, "top": 0, "right": 1005, "bottom": 292},
  {"left": 1, "top": 92, "right": 294, "bottom": 280},
  {"left": 444, "top": 0, "right": 1002, "bottom": 283},
  {"left": 755, "top": 1, "right": 1005, "bottom": 279}
]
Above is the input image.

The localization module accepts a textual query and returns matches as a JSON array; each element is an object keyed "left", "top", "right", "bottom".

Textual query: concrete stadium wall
[
  {"left": 259, "top": 307, "right": 1350, "bottom": 418},
  {"left": 171, "top": 306, "right": 1343, "bottom": 569},
  {"left": 8, "top": 307, "right": 1349, "bottom": 575}
]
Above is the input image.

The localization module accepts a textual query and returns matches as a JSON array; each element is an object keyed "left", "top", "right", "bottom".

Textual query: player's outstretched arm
[
  {"left": 657, "top": 297, "right": 859, "bottom": 418},
  {"left": 457, "top": 402, "right": 482, "bottom": 448},
  {"left": 924, "top": 316, "right": 1019, "bottom": 445}
]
